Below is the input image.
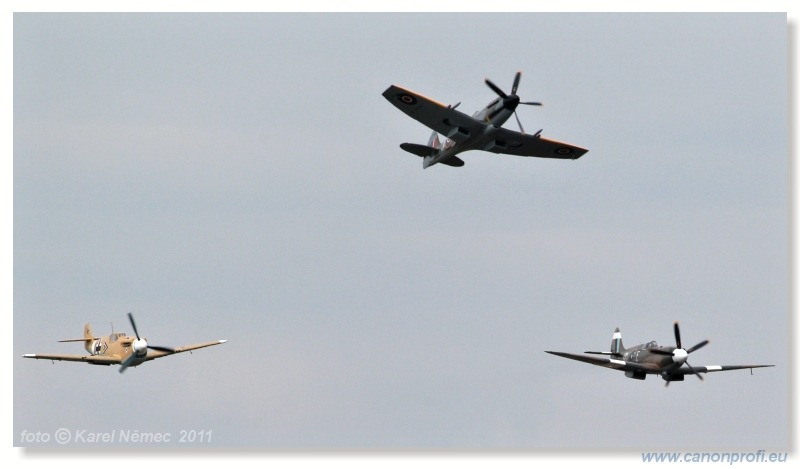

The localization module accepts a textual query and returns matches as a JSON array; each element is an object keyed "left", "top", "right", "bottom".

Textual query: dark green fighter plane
[{"left": 546, "top": 322, "right": 773, "bottom": 385}]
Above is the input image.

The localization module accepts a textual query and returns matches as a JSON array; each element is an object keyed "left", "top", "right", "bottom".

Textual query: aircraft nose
[
  {"left": 672, "top": 348, "right": 688, "bottom": 364},
  {"left": 133, "top": 338, "right": 148, "bottom": 356},
  {"left": 504, "top": 95, "right": 520, "bottom": 110}
]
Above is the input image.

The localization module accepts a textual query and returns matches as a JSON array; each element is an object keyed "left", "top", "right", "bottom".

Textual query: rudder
[
  {"left": 427, "top": 131, "right": 442, "bottom": 150},
  {"left": 610, "top": 327, "right": 624, "bottom": 356}
]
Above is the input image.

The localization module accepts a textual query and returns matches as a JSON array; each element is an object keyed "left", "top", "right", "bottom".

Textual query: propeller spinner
[{"left": 484, "top": 71, "right": 542, "bottom": 134}]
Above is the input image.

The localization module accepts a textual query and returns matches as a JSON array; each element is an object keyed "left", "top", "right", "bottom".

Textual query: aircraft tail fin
[
  {"left": 584, "top": 328, "right": 624, "bottom": 357},
  {"left": 58, "top": 323, "right": 99, "bottom": 343},
  {"left": 427, "top": 131, "right": 442, "bottom": 150},
  {"left": 399, "top": 131, "right": 443, "bottom": 158},
  {"left": 609, "top": 327, "right": 624, "bottom": 355},
  {"left": 402, "top": 132, "right": 464, "bottom": 168}
]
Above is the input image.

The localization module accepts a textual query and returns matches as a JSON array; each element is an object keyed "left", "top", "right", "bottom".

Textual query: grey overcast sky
[{"left": 5, "top": 3, "right": 797, "bottom": 467}]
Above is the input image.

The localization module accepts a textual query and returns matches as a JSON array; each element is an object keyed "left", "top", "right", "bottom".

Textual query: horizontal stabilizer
[
  {"left": 440, "top": 156, "right": 465, "bottom": 167},
  {"left": 400, "top": 143, "right": 438, "bottom": 158}
]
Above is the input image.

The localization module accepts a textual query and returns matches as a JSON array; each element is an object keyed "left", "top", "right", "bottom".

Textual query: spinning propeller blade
[
  {"left": 119, "top": 354, "right": 137, "bottom": 374},
  {"left": 686, "top": 339, "right": 709, "bottom": 354},
  {"left": 485, "top": 78, "right": 507, "bottom": 98},
  {"left": 514, "top": 112, "right": 525, "bottom": 134},
  {"left": 128, "top": 312, "right": 141, "bottom": 340},
  {"left": 685, "top": 361, "right": 704, "bottom": 381},
  {"left": 511, "top": 71, "right": 521, "bottom": 95},
  {"left": 147, "top": 345, "right": 176, "bottom": 353}
]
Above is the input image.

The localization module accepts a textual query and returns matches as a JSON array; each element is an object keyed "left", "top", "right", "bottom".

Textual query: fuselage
[
  {"left": 86, "top": 331, "right": 149, "bottom": 366},
  {"left": 424, "top": 97, "right": 517, "bottom": 168},
  {"left": 613, "top": 341, "right": 688, "bottom": 381},
  {"left": 620, "top": 342, "right": 682, "bottom": 371}
]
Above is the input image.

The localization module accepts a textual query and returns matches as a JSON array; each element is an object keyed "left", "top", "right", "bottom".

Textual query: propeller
[
  {"left": 485, "top": 77, "right": 508, "bottom": 99},
  {"left": 119, "top": 313, "right": 175, "bottom": 373},
  {"left": 484, "top": 71, "right": 542, "bottom": 134},
  {"left": 650, "top": 322, "right": 709, "bottom": 385}
]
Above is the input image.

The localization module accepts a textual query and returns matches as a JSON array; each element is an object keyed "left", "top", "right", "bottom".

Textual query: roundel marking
[
  {"left": 555, "top": 147, "right": 574, "bottom": 155},
  {"left": 398, "top": 93, "right": 417, "bottom": 105}
]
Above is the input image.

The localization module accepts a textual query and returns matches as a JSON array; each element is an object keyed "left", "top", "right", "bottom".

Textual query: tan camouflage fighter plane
[
  {"left": 23, "top": 313, "right": 226, "bottom": 373},
  {"left": 546, "top": 322, "right": 773, "bottom": 386}
]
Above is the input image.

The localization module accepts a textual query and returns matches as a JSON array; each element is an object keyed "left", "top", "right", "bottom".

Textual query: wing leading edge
[
  {"left": 544, "top": 351, "right": 657, "bottom": 374},
  {"left": 23, "top": 353, "right": 121, "bottom": 365},
  {"left": 486, "top": 126, "right": 589, "bottom": 159},
  {"left": 143, "top": 339, "right": 228, "bottom": 362},
  {"left": 383, "top": 85, "right": 477, "bottom": 143},
  {"left": 670, "top": 364, "right": 775, "bottom": 375}
]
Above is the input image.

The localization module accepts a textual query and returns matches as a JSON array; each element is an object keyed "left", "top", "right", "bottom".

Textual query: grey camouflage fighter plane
[
  {"left": 382, "top": 71, "right": 588, "bottom": 168},
  {"left": 546, "top": 322, "right": 773, "bottom": 386},
  {"left": 23, "top": 313, "right": 226, "bottom": 373}
]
